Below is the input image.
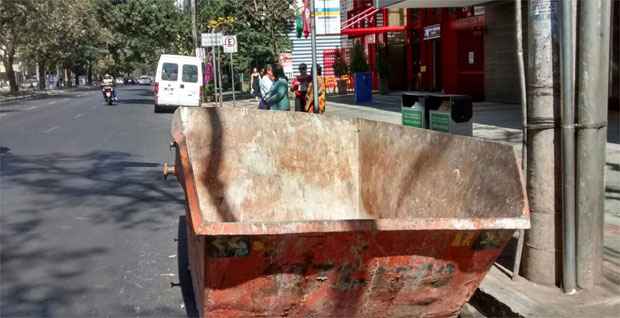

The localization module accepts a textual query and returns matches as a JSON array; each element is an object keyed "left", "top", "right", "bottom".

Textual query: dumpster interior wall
[{"left": 174, "top": 107, "right": 527, "bottom": 227}]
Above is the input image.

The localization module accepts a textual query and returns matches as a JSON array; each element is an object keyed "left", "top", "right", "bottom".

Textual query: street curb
[
  {"left": 0, "top": 87, "right": 98, "bottom": 105},
  {"left": 0, "top": 94, "right": 39, "bottom": 105}
]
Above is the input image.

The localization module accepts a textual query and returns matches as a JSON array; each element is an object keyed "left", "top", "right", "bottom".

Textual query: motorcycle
[{"left": 102, "top": 86, "right": 115, "bottom": 105}]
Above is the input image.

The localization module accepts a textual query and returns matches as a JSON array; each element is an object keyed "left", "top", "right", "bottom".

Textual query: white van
[{"left": 154, "top": 54, "right": 203, "bottom": 113}]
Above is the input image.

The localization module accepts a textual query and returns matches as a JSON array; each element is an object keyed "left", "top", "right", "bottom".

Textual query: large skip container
[{"left": 168, "top": 107, "right": 529, "bottom": 317}]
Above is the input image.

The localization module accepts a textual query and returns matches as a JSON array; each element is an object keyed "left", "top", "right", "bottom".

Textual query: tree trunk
[
  {"left": 38, "top": 60, "right": 47, "bottom": 90},
  {"left": 3, "top": 53, "right": 19, "bottom": 94},
  {"left": 75, "top": 71, "right": 79, "bottom": 87},
  {"left": 87, "top": 62, "right": 93, "bottom": 85},
  {"left": 64, "top": 68, "right": 72, "bottom": 87}
]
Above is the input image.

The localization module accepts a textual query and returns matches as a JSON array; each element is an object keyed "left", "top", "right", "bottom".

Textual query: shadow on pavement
[
  {"left": 120, "top": 98, "right": 154, "bottom": 105},
  {"left": 0, "top": 210, "right": 109, "bottom": 317},
  {"left": 0, "top": 148, "right": 187, "bottom": 316},
  {"left": 1, "top": 150, "right": 184, "bottom": 229}
]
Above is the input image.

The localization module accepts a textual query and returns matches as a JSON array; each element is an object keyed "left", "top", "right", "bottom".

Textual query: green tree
[
  {"left": 198, "top": 0, "right": 293, "bottom": 73},
  {"left": 349, "top": 42, "right": 369, "bottom": 73},
  {"left": 0, "top": 0, "right": 34, "bottom": 93},
  {"left": 94, "top": 0, "right": 193, "bottom": 77},
  {"left": 20, "top": 0, "right": 108, "bottom": 89}
]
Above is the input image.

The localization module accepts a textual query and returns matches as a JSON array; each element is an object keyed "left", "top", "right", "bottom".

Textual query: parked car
[
  {"left": 138, "top": 76, "right": 152, "bottom": 85},
  {"left": 115, "top": 78, "right": 124, "bottom": 85},
  {"left": 153, "top": 54, "right": 203, "bottom": 113},
  {"left": 20, "top": 78, "right": 38, "bottom": 89}
]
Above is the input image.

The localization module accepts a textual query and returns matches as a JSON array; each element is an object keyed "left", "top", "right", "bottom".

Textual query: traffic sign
[
  {"left": 201, "top": 33, "right": 223, "bottom": 47},
  {"left": 222, "top": 35, "right": 238, "bottom": 53}
]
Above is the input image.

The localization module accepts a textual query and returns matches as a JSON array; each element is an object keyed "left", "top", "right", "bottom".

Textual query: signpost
[
  {"left": 201, "top": 32, "right": 223, "bottom": 47},
  {"left": 222, "top": 35, "right": 237, "bottom": 53},
  {"left": 201, "top": 32, "right": 223, "bottom": 106},
  {"left": 222, "top": 35, "right": 237, "bottom": 105}
]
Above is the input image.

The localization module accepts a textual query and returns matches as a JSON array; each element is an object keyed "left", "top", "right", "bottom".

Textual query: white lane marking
[
  {"left": 48, "top": 100, "right": 57, "bottom": 105},
  {"left": 25, "top": 106, "right": 38, "bottom": 111},
  {"left": 43, "top": 126, "right": 60, "bottom": 134},
  {"left": 73, "top": 113, "right": 84, "bottom": 119},
  {"left": 0, "top": 113, "right": 8, "bottom": 119}
]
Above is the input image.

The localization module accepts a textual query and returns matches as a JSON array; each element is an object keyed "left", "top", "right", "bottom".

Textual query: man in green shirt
[{"left": 264, "top": 65, "right": 290, "bottom": 111}]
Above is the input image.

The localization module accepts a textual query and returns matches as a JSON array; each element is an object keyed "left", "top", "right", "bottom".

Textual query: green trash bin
[
  {"left": 427, "top": 94, "right": 473, "bottom": 136},
  {"left": 401, "top": 91, "right": 429, "bottom": 128}
]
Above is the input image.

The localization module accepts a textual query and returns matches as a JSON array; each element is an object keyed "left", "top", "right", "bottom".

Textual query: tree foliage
[
  {"left": 94, "top": 0, "right": 193, "bottom": 76},
  {"left": 0, "top": 0, "right": 35, "bottom": 92},
  {"left": 1, "top": 0, "right": 294, "bottom": 93},
  {"left": 349, "top": 41, "right": 370, "bottom": 73},
  {"left": 197, "top": 0, "right": 294, "bottom": 72}
]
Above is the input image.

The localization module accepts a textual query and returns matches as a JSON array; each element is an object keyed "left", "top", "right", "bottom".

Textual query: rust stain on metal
[{"left": 169, "top": 107, "right": 530, "bottom": 317}]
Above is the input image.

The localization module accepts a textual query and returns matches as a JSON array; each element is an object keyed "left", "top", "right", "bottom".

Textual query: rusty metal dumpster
[{"left": 167, "top": 107, "right": 529, "bottom": 317}]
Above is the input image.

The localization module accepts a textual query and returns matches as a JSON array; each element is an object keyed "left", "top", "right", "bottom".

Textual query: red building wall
[
  {"left": 413, "top": 8, "right": 485, "bottom": 100},
  {"left": 343, "top": 4, "right": 485, "bottom": 99}
]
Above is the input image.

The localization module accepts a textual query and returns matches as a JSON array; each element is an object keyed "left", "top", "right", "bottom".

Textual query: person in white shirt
[{"left": 259, "top": 65, "right": 274, "bottom": 109}]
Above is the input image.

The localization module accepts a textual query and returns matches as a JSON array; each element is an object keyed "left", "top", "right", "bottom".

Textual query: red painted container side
[{"left": 198, "top": 230, "right": 512, "bottom": 317}]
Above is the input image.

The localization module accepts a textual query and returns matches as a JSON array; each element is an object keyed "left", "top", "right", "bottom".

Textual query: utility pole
[
  {"left": 575, "top": 0, "right": 611, "bottom": 289},
  {"left": 523, "top": 0, "right": 561, "bottom": 287},
  {"left": 191, "top": 0, "right": 198, "bottom": 51},
  {"left": 512, "top": 0, "right": 527, "bottom": 282},
  {"left": 559, "top": 0, "right": 577, "bottom": 294},
  {"left": 309, "top": 0, "right": 319, "bottom": 113},
  {"left": 217, "top": 46, "right": 223, "bottom": 107},
  {"left": 230, "top": 52, "right": 236, "bottom": 106}
]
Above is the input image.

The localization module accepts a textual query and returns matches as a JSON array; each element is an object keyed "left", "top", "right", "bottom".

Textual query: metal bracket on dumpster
[
  {"left": 163, "top": 141, "right": 178, "bottom": 180},
  {"left": 163, "top": 161, "right": 176, "bottom": 180}
]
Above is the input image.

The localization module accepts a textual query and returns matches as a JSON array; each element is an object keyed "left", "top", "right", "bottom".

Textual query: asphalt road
[{"left": 0, "top": 86, "right": 195, "bottom": 317}]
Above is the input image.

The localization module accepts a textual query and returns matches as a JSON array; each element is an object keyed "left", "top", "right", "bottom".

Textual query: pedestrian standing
[
  {"left": 258, "top": 65, "right": 274, "bottom": 110},
  {"left": 290, "top": 63, "right": 311, "bottom": 112},
  {"left": 305, "top": 64, "right": 326, "bottom": 113},
  {"left": 263, "top": 65, "right": 290, "bottom": 111},
  {"left": 250, "top": 67, "right": 261, "bottom": 100}
]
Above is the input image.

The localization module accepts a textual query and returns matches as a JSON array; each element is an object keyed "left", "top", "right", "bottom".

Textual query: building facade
[
  {"left": 289, "top": 0, "right": 618, "bottom": 105},
  {"left": 341, "top": 0, "right": 487, "bottom": 100}
]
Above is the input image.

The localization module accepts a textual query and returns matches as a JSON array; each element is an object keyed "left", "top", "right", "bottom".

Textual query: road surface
[{"left": 0, "top": 86, "right": 195, "bottom": 317}]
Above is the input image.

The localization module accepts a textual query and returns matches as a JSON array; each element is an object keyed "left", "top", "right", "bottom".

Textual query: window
[
  {"left": 182, "top": 64, "right": 198, "bottom": 83},
  {"left": 162, "top": 63, "right": 178, "bottom": 81}
]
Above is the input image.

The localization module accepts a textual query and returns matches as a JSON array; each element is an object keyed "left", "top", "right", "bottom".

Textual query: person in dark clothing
[
  {"left": 250, "top": 67, "right": 261, "bottom": 99},
  {"left": 290, "top": 63, "right": 311, "bottom": 112}
]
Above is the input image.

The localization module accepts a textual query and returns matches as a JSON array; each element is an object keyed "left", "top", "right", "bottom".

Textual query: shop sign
[{"left": 424, "top": 24, "right": 440, "bottom": 40}]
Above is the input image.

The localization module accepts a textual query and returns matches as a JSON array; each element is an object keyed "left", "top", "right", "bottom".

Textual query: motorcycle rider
[{"left": 101, "top": 74, "right": 117, "bottom": 102}]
